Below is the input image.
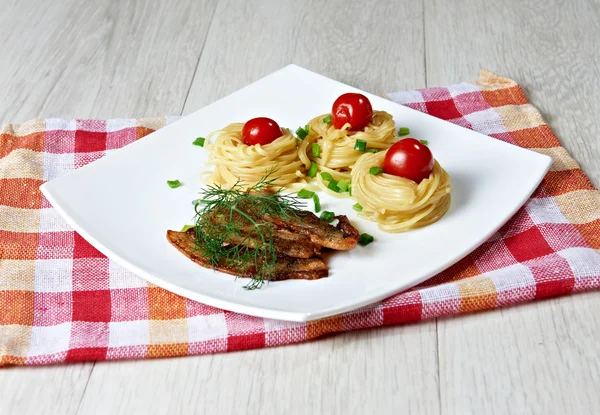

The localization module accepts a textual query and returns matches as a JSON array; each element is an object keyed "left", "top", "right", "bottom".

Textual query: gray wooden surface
[{"left": 1, "top": 0, "right": 599, "bottom": 414}]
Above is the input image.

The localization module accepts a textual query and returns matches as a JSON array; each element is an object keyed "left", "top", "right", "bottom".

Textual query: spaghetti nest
[
  {"left": 299, "top": 111, "right": 396, "bottom": 193},
  {"left": 204, "top": 123, "right": 309, "bottom": 189},
  {"left": 351, "top": 151, "right": 452, "bottom": 232}
]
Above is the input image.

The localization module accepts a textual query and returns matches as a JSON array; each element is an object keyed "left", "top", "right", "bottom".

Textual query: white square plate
[{"left": 40, "top": 65, "right": 551, "bottom": 321}]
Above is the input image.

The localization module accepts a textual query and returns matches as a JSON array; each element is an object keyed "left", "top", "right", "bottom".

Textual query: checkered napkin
[{"left": 1, "top": 71, "right": 600, "bottom": 366}]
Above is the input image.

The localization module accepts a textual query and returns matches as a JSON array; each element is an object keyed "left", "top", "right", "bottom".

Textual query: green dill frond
[{"left": 193, "top": 173, "right": 304, "bottom": 289}]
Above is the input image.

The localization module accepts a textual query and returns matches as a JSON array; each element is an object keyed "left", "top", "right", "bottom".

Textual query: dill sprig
[{"left": 193, "top": 174, "right": 304, "bottom": 290}]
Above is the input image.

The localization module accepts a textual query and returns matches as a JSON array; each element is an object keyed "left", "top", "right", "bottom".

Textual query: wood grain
[
  {"left": 0, "top": 364, "right": 93, "bottom": 415},
  {"left": 0, "top": 0, "right": 217, "bottom": 123},
  {"left": 183, "top": 0, "right": 426, "bottom": 113},
  {"left": 76, "top": 324, "right": 440, "bottom": 415},
  {"left": 426, "top": 0, "right": 600, "bottom": 413}
]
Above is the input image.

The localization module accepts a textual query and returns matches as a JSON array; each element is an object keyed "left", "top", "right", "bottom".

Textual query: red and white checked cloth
[{"left": 1, "top": 70, "right": 600, "bottom": 366}]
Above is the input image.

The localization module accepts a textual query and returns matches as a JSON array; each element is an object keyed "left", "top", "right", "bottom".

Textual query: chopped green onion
[
  {"left": 167, "top": 180, "right": 181, "bottom": 188},
  {"left": 312, "top": 143, "right": 321, "bottom": 158},
  {"left": 297, "top": 189, "right": 315, "bottom": 199},
  {"left": 320, "top": 211, "right": 335, "bottom": 222},
  {"left": 180, "top": 224, "right": 195, "bottom": 232},
  {"left": 192, "top": 137, "right": 205, "bottom": 147},
  {"left": 323, "top": 114, "right": 331, "bottom": 124},
  {"left": 296, "top": 125, "right": 309, "bottom": 140},
  {"left": 337, "top": 179, "right": 349, "bottom": 192},
  {"left": 358, "top": 233, "right": 374, "bottom": 246},
  {"left": 370, "top": 167, "right": 384, "bottom": 176},
  {"left": 354, "top": 139, "right": 367, "bottom": 152},
  {"left": 348, "top": 184, "right": 352, "bottom": 196},
  {"left": 308, "top": 162, "right": 318, "bottom": 178},
  {"left": 312, "top": 194, "right": 321, "bottom": 212},
  {"left": 366, "top": 148, "right": 380, "bottom": 153},
  {"left": 398, "top": 127, "right": 410, "bottom": 136},
  {"left": 320, "top": 172, "right": 334, "bottom": 181},
  {"left": 420, "top": 139, "right": 429, "bottom": 145},
  {"left": 327, "top": 180, "right": 340, "bottom": 192},
  {"left": 353, "top": 203, "right": 363, "bottom": 212}
]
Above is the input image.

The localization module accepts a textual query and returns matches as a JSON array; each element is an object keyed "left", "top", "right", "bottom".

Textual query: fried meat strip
[{"left": 166, "top": 229, "right": 328, "bottom": 280}]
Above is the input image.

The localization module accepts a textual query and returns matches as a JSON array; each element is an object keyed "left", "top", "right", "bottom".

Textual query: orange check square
[
  {"left": 0, "top": 290, "right": 34, "bottom": 326},
  {"left": 482, "top": 85, "right": 528, "bottom": 107},
  {"left": 148, "top": 287, "right": 188, "bottom": 320}
]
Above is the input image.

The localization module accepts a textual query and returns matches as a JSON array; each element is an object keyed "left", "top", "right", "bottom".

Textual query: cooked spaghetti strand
[
  {"left": 351, "top": 151, "right": 452, "bottom": 232},
  {"left": 302, "top": 111, "right": 396, "bottom": 195},
  {"left": 203, "top": 123, "right": 309, "bottom": 189}
]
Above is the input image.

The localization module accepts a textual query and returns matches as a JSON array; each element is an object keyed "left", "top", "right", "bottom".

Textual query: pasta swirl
[
  {"left": 203, "top": 123, "right": 309, "bottom": 189},
  {"left": 301, "top": 111, "right": 397, "bottom": 194},
  {"left": 351, "top": 151, "right": 452, "bottom": 232}
]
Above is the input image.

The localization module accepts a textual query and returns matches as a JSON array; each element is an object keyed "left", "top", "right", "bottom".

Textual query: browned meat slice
[
  {"left": 266, "top": 212, "right": 359, "bottom": 251},
  {"left": 225, "top": 229, "right": 320, "bottom": 259},
  {"left": 237, "top": 193, "right": 360, "bottom": 250},
  {"left": 166, "top": 229, "right": 328, "bottom": 280},
  {"left": 205, "top": 213, "right": 321, "bottom": 258}
]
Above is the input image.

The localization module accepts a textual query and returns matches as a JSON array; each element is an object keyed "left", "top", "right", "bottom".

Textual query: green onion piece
[
  {"left": 348, "top": 184, "right": 352, "bottom": 196},
  {"left": 323, "top": 114, "right": 331, "bottom": 124},
  {"left": 308, "top": 162, "right": 318, "bottom": 178},
  {"left": 370, "top": 167, "right": 385, "bottom": 176},
  {"left": 358, "top": 233, "right": 374, "bottom": 246},
  {"left": 312, "top": 194, "right": 321, "bottom": 212},
  {"left": 312, "top": 143, "right": 321, "bottom": 158},
  {"left": 327, "top": 180, "right": 340, "bottom": 192},
  {"left": 353, "top": 203, "right": 363, "bottom": 212},
  {"left": 297, "top": 189, "right": 315, "bottom": 199},
  {"left": 296, "top": 125, "right": 309, "bottom": 140},
  {"left": 337, "top": 179, "right": 349, "bottom": 192},
  {"left": 167, "top": 180, "right": 181, "bottom": 188},
  {"left": 192, "top": 137, "right": 205, "bottom": 147},
  {"left": 420, "top": 139, "right": 429, "bottom": 145},
  {"left": 366, "top": 148, "right": 380, "bottom": 153},
  {"left": 320, "top": 211, "right": 335, "bottom": 223},
  {"left": 320, "top": 172, "right": 334, "bottom": 181},
  {"left": 354, "top": 139, "right": 367, "bottom": 152},
  {"left": 180, "top": 224, "right": 195, "bottom": 232},
  {"left": 398, "top": 127, "right": 410, "bottom": 136}
]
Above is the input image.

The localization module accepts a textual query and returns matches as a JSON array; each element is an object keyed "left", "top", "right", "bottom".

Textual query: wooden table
[{"left": 2, "top": 0, "right": 599, "bottom": 413}]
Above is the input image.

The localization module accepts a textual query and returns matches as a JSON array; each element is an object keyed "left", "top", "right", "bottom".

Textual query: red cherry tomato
[
  {"left": 383, "top": 138, "right": 434, "bottom": 183},
  {"left": 242, "top": 117, "right": 282, "bottom": 145},
  {"left": 331, "top": 93, "right": 373, "bottom": 131}
]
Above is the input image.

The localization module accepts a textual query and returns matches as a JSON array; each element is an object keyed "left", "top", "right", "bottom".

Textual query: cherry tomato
[
  {"left": 242, "top": 117, "right": 282, "bottom": 145},
  {"left": 383, "top": 138, "right": 434, "bottom": 183},
  {"left": 331, "top": 93, "right": 373, "bottom": 131}
]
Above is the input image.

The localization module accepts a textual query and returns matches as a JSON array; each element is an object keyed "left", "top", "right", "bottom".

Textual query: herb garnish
[
  {"left": 370, "top": 167, "right": 384, "bottom": 175},
  {"left": 167, "top": 180, "right": 182, "bottom": 188},
  {"left": 193, "top": 174, "right": 303, "bottom": 290},
  {"left": 398, "top": 127, "right": 410, "bottom": 136}
]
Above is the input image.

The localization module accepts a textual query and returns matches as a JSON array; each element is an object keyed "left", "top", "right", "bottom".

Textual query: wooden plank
[
  {"left": 77, "top": 1, "right": 438, "bottom": 414},
  {"left": 425, "top": 0, "right": 600, "bottom": 413},
  {"left": 183, "top": 0, "right": 427, "bottom": 113},
  {"left": 0, "top": 0, "right": 217, "bottom": 123},
  {"left": 76, "top": 324, "right": 440, "bottom": 415},
  {"left": 0, "top": 364, "right": 94, "bottom": 415}
]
